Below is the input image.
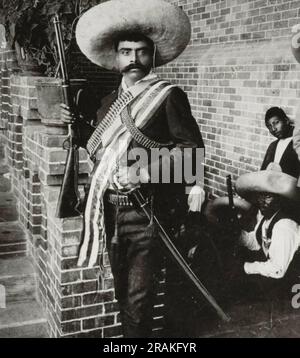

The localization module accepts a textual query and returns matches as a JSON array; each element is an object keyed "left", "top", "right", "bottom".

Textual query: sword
[{"left": 130, "top": 189, "right": 231, "bottom": 322}]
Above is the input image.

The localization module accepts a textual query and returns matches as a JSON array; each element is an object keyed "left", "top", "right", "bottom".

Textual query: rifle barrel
[
  {"left": 226, "top": 174, "right": 234, "bottom": 209},
  {"left": 53, "top": 14, "right": 69, "bottom": 83}
]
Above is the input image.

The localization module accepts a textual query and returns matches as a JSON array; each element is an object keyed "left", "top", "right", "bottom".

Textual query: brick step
[
  {"left": 0, "top": 257, "right": 36, "bottom": 304},
  {"left": 0, "top": 222, "right": 26, "bottom": 258},
  {"left": 0, "top": 301, "right": 48, "bottom": 338}
]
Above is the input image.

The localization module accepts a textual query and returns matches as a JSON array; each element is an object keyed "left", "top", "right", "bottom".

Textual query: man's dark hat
[{"left": 236, "top": 168, "right": 300, "bottom": 203}]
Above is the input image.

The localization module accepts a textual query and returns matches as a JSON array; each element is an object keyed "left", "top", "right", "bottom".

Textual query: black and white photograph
[{"left": 1, "top": 0, "right": 300, "bottom": 343}]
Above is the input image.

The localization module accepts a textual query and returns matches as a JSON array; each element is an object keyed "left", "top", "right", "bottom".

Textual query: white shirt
[
  {"left": 121, "top": 71, "right": 158, "bottom": 91},
  {"left": 240, "top": 214, "right": 300, "bottom": 279},
  {"left": 274, "top": 136, "right": 292, "bottom": 164}
]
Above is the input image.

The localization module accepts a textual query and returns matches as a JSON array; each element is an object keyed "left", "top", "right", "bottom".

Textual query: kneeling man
[{"left": 236, "top": 169, "right": 300, "bottom": 279}]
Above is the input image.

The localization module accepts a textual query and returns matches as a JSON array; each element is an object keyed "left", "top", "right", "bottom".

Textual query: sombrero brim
[
  {"left": 235, "top": 170, "right": 300, "bottom": 202},
  {"left": 76, "top": 0, "right": 191, "bottom": 70},
  {"left": 204, "top": 196, "right": 253, "bottom": 224}
]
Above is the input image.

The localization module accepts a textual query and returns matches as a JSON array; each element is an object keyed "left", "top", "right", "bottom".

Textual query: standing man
[
  {"left": 62, "top": 0, "right": 204, "bottom": 337},
  {"left": 261, "top": 107, "right": 300, "bottom": 178}
]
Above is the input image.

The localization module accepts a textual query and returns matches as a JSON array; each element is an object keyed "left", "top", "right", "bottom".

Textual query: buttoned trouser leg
[{"left": 104, "top": 201, "right": 161, "bottom": 338}]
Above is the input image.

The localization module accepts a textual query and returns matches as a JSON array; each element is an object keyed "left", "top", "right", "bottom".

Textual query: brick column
[{"left": 5, "top": 73, "right": 120, "bottom": 337}]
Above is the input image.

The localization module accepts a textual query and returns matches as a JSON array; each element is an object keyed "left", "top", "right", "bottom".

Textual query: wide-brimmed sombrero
[
  {"left": 235, "top": 170, "right": 300, "bottom": 202},
  {"left": 75, "top": 0, "right": 191, "bottom": 70}
]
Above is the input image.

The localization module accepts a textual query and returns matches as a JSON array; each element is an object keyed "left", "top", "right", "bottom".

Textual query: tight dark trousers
[{"left": 104, "top": 199, "right": 162, "bottom": 338}]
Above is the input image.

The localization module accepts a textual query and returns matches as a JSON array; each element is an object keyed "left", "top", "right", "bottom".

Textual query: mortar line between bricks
[
  {"left": 80, "top": 324, "right": 122, "bottom": 334},
  {"left": 82, "top": 301, "right": 117, "bottom": 309},
  {"left": 52, "top": 285, "right": 114, "bottom": 303},
  {"left": 0, "top": 242, "right": 25, "bottom": 247},
  {"left": 80, "top": 320, "right": 121, "bottom": 333},
  {"left": 156, "top": 292, "right": 165, "bottom": 297},
  {"left": 57, "top": 301, "right": 107, "bottom": 312},
  {"left": 153, "top": 316, "right": 164, "bottom": 320},
  {"left": 60, "top": 277, "right": 99, "bottom": 284},
  {"left": 153, "top": 304, "right": 164, "bottom": 308},
  {"left": 56, "top": 312, "right": 116, "bottom": 325},
  {"left": 57, "top": 289, "right": 115, "bottom": 300}
]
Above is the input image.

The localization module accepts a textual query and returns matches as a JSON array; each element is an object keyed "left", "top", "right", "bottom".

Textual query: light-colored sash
[{"left": 78, "top": 79, "right": 176, "bottom": 268}]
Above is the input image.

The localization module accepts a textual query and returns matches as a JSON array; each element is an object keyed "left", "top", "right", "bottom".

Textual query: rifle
[
  {"left": 226, "top": 175, "right": 242, "bottom": 254},
  {"left": 130, "top": 189, "right": 231, "bottom": 322},
  {"left": 226, "top": 175, "right": 240, "bottom": 228},
  {"left": 54, "top": 14, "right": 81, "bottom": 218}
]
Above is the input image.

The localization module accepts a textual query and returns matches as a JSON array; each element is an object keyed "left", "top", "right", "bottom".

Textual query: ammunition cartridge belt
[{"left": 106, "top": 191, "right": 133, "bottom": 207}]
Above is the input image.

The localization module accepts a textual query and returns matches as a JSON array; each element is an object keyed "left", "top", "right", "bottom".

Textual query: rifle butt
[{"left": 55, "top": 145, "right": 81, "bottom": 218}]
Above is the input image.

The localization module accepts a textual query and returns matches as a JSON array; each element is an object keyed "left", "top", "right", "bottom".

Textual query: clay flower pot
[{"left": 36, "top": 78, "right": 87, "bottom": 126}]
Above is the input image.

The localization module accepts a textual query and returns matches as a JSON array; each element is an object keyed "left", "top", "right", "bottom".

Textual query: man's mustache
[{"left": 121, "top": 63, "right": 148, "bottom": 73}]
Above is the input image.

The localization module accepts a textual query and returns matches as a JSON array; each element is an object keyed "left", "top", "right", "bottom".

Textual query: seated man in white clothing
[{"left": 235, "top": 169, "right": 300, "bottom": 282}]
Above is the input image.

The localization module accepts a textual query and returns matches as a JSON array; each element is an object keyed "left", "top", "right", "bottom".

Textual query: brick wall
[{"left": 156, "top": 0, "right": 300, "bottom": 196}]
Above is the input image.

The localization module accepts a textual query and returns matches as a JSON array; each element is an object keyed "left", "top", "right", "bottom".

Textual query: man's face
[
  {"left": 266, "top": 116, "right": 290, "bottom": 139},
  {"left": 256, "top": 193, "right": 280, "bottom": 218},
  {"left": 116, "top": 40, "right": 153, "bottom": 82}
]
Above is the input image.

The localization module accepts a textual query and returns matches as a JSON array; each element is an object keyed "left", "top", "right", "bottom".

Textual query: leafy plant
[
  {"left": 0, "top": 0, "right": 102, "bottom": 76},
  {"left": 13, "top": 1, "right": 52, "bottom": 74}
]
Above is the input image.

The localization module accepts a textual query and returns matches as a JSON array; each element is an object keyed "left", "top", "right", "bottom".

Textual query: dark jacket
[
  {"left": 79, "top": 86, "right": 203, "bottom": 151},
  {"left": 261, "top": 139, "right": 300, "bottom": 179},
  {"left": 78, "top": 85, "right": 205, "bottom": 222}
]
